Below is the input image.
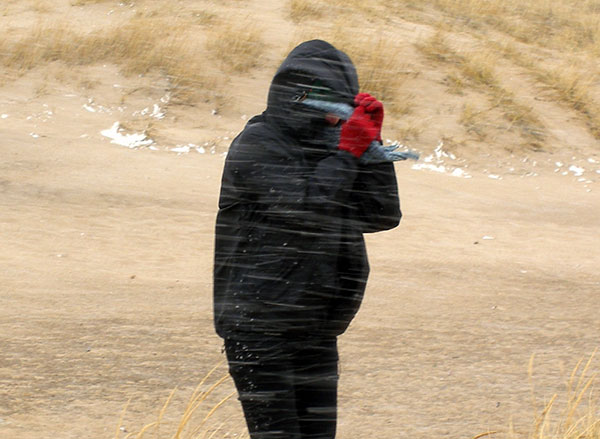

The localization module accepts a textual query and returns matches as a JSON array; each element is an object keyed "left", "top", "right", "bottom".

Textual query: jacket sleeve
[
  {"left": 345, "top": 161, "right": 401, "bottom": 233},
  {"left": 220, "top": 130, "right": 360, "bottom": 231}
]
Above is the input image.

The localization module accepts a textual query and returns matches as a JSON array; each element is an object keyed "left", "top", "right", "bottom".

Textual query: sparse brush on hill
[
  {"left": 0, "top": 12, "right": 264, "bottom": 104},
  {"left": 1, "top": 0, "right": 599, "bottom": 149},
  {"left": 417, "top": 31, "right": 545, "bottom": 147},
  {"left": 487, "top": 40, "right": 600, "bottom": 140},
  {"left": 423, "top": 0, "right": 600, "bottom": 53},
  {"left": 288, "top": 0, "right": 326, "bottom": 22},
  {"left": 70, "top": 0, "right": 123, "bottom": 5},
  {"left": 205, "top": 19, "right": 265, "bottom": 74},
  {"left": 409, "top": 0, "right": 600, "bottom": 140}
]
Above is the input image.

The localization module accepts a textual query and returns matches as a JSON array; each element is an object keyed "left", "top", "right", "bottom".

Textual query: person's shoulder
[
  {"left": 232, "top": 119, "right": 292, "bottom": 159},
  {"left": 239, "top": 118, "right": 280, "bottom": 142}
]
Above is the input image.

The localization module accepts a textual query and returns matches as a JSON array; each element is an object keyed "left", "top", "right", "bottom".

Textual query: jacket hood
[{"left": 264, "top": 40, "right": 359, "bottom": 140}]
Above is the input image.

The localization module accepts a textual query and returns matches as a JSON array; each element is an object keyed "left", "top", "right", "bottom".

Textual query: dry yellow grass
[
  {"left": 460, "top": 103, "right": 488, "bottom": 140},
  {"left": 515, "top": 352, "right": 600, "bottom": 439},
  {"left": 416, "top": 30, "right": 461, "bottom": 64},
  {"left": 116, "top": 363, "right": 245, "bottom": 439},
  {"left": 0, "top": 16, "right": 260, "bottom": 104},
  {"left": 3, "top": 19, "right": 180, "bottom": 72},
  {"left": 205, "top": 19, "right": 265, "bottom": 74},
  {"left": 411, "top": 0, "right": 600, "bottom": 139},
  {"left": 120, "top": 356, "right": 599, "bottom": 439},
  {"left": 488, "top": 40, "right": 600, "bottom": 139},
  {"left": 32, "top": 0, "right": 52, "bottom": 13},
  {"left": 288, "top": 0, "right": 327, "bottom": 22},
  {"left": 417, "top": 32, "right": 544, "bottom": 146},
  {"left": 534, "top": 64, "right": 600, "bottom": 138},
  {"left": 425, "top": 0, "right": 600, "bottom": 53},
  {"left": 71, "top": 0, "right": 129, "bottom": 4},
  {"left": 1, "top": 0, "right": 598, "bottom": 145}
]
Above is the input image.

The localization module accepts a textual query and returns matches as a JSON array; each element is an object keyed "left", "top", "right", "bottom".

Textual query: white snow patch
[
  {"left": 482, "top": 236, "right": 495, "bottom": 240},
  {"left": 412, "top": 163, "right": 446, "bottom": 173},
  {"left": 133, "top": 104, "right": 165, "bottom": 119},
  {"left": 101, "top": 122, "right": 153, "bottom": 148},
  {"left": 568, "top": 165, "right": 585, "bottom": 177},
  {"left": 30, "top": 132, "right": 39, "bottom": 138},
  {"left": 1, "top": 114, "right": 8, "bottom": 119},
  {"left": 151, "top": 104, "right": 165, "bottom": 119},
  {"left": 410, "top": 140, "right": 469, "bottom": 178},
  {"left": 84, "top": 99, "right": 111, "bottom": 114},
  {"left": 170, "top": 145, "right": 190, "bottom": 153},
  {"left": 434, "top": 140, "right": 455, "bottom": 160},
  {"left": 160, "top": 93, "right": 171, "bottom": 104},
  {"left": 450, "top": 168, "right": 471, "bottom": 178},
  {"left": 169, "top": 143, "right": 206, "bottom": 154},
  {"left": 488, "top": 174, "right": 502, "bottom": 180},
  {"left": 588, "top": 158, "right": 597, "bottom": 164}
]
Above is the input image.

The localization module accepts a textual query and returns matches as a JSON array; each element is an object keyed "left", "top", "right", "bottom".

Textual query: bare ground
[{"left": 1, "top": 88, "right": 599, "bottom": 438}]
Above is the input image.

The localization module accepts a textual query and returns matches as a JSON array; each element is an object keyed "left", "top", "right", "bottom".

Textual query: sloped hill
[{"left": 1, "top": 0, "right": 599, "bottom": 179}]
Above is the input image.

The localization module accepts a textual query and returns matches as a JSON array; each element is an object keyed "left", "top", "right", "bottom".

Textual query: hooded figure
[{"left": 214, "top": 40, "right": 401, "bottom": 439}]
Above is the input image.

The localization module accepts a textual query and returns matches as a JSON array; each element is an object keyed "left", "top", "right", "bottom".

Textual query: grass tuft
[
  {"left": 116, "top": 362, "right": 245, "bottom": 439},
  {"left": 519, "top": 351, "right": 600, "bottom": 439},
  {"left": 0, "top": 18, "right": 236, "bottom": 104},
  {"left": 324, "top": 26, "right": 414, "bottom": 116},
  {"left": 427, "top": 0, "right": 600, "bottom": 53},
  {"left": 288, "top": 0, "right": 326, "bottom": 22},
  {"left": 71, "top": 0, "right": 129, "bottom": 4},
  {"left": 205, "top": 19, "right": 265, "bottom": 74},
  {"left": 417, "top": 32, "right": 545, "bottom": 146}
]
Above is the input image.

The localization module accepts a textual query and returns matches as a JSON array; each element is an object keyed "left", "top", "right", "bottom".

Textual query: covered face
[{"left": 265, "top": 40, "right": 359, "bottom": 149}]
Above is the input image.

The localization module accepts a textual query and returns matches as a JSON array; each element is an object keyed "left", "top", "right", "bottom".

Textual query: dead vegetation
[
  {"left": 0, "top": 10, "right": 265, "bottom": 104},
  {"left": 404, "top": 0, "right": 600, "bottom": 140},
  {"left": 115, "top": 363, "right": 246, "bottom": 439},
  {"left": 512, "top": 352, "right": 600, "bottom": 439},
  {"left": 288, "top": 0, "right": 326, "bottom": 22},
  {"left": 205, "top": 19, "right": 266, "bottom": 74},
  {"left": 0, "top": 0, "right": 599, "bottom": 148},
  {"left": 417, "top": 31, "right": 545, "bottom": 149}
]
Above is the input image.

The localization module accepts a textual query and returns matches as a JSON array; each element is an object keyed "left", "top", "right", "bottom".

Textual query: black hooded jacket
[{"left": 213, "top": 40, "right": 401, "bottom": 339}]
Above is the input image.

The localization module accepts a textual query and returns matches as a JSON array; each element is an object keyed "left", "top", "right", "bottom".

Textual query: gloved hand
[
  {"left": 354, "top": 93, "right": 384, "bottom": 142},
  {"left": 338, "top": 93, "right": 384, "bottom": 158}
]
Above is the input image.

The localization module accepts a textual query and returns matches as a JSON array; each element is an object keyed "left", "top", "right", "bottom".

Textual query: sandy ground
[{"left": 1, "top": 81, "right": 599, "bottom": 439}]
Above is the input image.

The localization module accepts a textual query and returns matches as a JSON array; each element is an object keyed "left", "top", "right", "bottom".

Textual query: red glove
[
  {"left": 338, "top": 93, "right": 384, "bottom": 158},
  {"left": 354, "top": 92, "right": 384, "bottom": 142}
]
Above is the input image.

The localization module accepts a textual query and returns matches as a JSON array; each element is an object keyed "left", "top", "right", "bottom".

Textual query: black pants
[{"left": 224, "top": 337, "right": 339, "bottom": 439}]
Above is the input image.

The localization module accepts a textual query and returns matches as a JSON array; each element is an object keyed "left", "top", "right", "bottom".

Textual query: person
[{"left": 213, "top": 39, "right": 401, "bottom": 439}]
